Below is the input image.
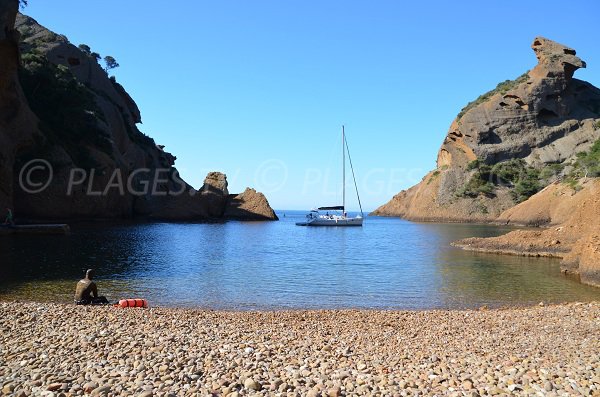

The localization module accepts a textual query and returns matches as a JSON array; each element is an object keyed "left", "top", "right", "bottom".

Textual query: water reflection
[{"left": 0, "top": 214, "right": 598, "bottom": 309}]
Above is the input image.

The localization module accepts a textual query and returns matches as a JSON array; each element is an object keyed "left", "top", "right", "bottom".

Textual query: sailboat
[{"left": 296, "top": 126, "right": 364, "bottom": 227}]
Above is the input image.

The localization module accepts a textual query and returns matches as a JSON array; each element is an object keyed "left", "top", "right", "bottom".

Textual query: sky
[{"left": 23, "top": 0, "right": 600, "bottom": 211}]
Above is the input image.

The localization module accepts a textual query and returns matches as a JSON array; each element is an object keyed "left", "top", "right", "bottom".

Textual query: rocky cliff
[
  {"left": 373, "top": 37, "right": 600, "bottom": 221},
  {"left": 0, "top": 1, "right": 37, "bottom": 212},
  {"left": 0, "top": 3, "right": 277, "bottom": 222}
]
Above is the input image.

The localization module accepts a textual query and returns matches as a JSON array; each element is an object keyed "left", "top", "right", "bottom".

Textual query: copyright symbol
[
  {"left": 19, "top": 159, "right": 54, "bottom": 194},
  {"left": 254, "top": 159, "right": 288, "bottom": 193}
]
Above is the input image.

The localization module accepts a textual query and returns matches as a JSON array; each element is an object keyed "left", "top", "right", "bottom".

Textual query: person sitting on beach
[
  {"left": 74, "top": 269, "right": 109, "bottom": 305},
  {"left": 3, "top": 208, "right": 14, "bottom": 226}
]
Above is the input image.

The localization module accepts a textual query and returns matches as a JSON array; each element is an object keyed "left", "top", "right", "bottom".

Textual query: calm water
[{"left": 0, "top": 212, "right": 598, "bottom": 309}]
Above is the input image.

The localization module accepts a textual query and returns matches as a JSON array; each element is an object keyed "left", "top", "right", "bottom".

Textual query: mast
[
  {"left": 342, "top": 125, "right": 345, "bottom": 215},
  {"left": 344, "top": 129, "right": 364, "bottom": 218}
]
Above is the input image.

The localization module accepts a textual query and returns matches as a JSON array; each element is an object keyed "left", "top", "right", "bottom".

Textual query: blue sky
[{"left": 24, "top": 1, "right": 600, "bottom": 211}]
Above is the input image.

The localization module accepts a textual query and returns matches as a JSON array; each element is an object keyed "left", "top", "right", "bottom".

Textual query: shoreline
[
  {"left": 2, "top": 296, "right": 594, "bottom": 313},
  {"left": 2, "top": 298, "right": 596, "bottom": 312},
  {"left": 450, "top": 241, "right": 566, "bottom": 259},
  {"left": 1, "top": 301, "right": 598, "bottom": 396}
]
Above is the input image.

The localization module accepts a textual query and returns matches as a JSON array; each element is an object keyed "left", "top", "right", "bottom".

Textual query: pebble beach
[{"left": 1, "top": 301, "right": 599, "bottom": 397}]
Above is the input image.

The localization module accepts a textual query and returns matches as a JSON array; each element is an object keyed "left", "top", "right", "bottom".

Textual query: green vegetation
[
  {"left": 539, "top": 163, "right": 565, "bottom": 180},
  {"left": 459, "top": 158, "right": 562, "bottom": 203},
  {"left": 103, "top": 56, "right": 120, "bottom": 72},
  {"left": 15, "top": 19, "right": 156, "bottom": 171},
  {"left": 19, "top": 48, "right": 113, "bottom": 168},
  {"left": 78, "top": 44, "right": 91, "bottom": 55},
  {"left": 594, "top": 120, "right": 600, "bottom": 130},
  {"left": 457, "top": 72, "right": 530, "bottom": 121},
  {"left": 457, "top": 160, "right": 495, "bottom": 197},
  {"left": 457, "top": 175, "right": 495, "bottom": 198},
  {"left": 19, "top": 25, "right": 33, "bottom": 40},
  {"left": 76, "top": 44, "right": 102, "bottom": 63},
  {"left": 427, "top": 170, "right": 440, "bottom": 185},
  {"left": 558, "top": 137, "right": 600, "bottom": 191},
  {"left": 466, "top": 159, "right": 482, "bottom": 171},
  {"left": 512, "top": 169, "right": 542, "bottom": 203},
  {"left": 477, "top": 201, "right": 489, "bottom": 214},
  {"left": 460, "top": 136, "right": 600, "bottom": 201},
  {"left": 563, "top": 177, "right": 582, "bottom": 192},
  {"left": 571, "top": 139, "right": 600, "bottom": 179}
]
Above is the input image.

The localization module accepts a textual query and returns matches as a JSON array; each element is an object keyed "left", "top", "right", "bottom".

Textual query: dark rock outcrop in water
[
  {"left": 373, "top": 37, "right": 600, "bottom": 222},
  {"left": 225, "top": 188, "right": 279, "bottom": 221},
  {"left": 0, "top": 3, "right": 276, "bottom": 221}
]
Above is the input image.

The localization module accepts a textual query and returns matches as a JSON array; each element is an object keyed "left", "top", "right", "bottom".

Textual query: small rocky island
[{"left": 0, "top": 6, "right": 277, "bottom": 222}]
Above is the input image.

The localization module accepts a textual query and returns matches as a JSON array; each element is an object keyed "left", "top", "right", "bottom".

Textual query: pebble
[
  {"left": 244, "top": 377, "right": 261, "bottom": 391},
  {"left": 0, "top": 301, "right": 598, "bottom": 397},
  {"left": 46, "top": 383, "right": 62, "bottom": 391},
  {"left": 91, "top": 385, "right": 111, "bottom": 396},
  {"left": 83, "top": 382, "right": 98, "bottom": 393}
]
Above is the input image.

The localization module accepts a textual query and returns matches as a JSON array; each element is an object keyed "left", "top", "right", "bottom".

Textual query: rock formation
[
  {"left": 224, "top": 188, "right": 279, "bottom": 221},
  {"left": 453, "top": 180, "right": 600, "bottom": 287},
  {"left": 201, "top": 172, "right": 230, "bottom": 218},
  {"left": 373, "top": 37, "right": 600, "bottom": 221},
  {"left": 0, "top": 3, "right": 277, "bottom": 222}
]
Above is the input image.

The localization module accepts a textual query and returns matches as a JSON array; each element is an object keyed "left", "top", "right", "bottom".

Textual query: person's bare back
[{"left": 74, "top": 269, "right": 108, "bottom": 305}]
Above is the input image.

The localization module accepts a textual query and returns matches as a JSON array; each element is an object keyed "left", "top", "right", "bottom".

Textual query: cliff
[
  {"left": 0, "top": 1, "right": 37, "bottom": 211},
  {"left": 373, "top": 37, "right": 600, "bottom": 221},
  {"left": 0, "top": 4, "right": 277, "bottom": 222}
]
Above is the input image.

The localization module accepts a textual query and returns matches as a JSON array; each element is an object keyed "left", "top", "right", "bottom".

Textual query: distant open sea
[{"left": 1, "top": 211, "right": 598, "bottom": 309}]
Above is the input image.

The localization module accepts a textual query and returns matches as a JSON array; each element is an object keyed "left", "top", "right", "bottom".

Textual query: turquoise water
[{"left": 0, "top": 212, "right": 598, "bottom": 309}]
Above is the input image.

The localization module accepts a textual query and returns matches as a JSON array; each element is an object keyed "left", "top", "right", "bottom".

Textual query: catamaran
[{"left": 296, "top": 126, "right": 364, "bottom": 227}]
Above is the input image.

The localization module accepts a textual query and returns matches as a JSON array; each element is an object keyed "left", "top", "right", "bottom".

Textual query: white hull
[{"left": 296, "top": 216, "right": 363, "bottom": 227}]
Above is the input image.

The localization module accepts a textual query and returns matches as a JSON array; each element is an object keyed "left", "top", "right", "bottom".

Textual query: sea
[{"left": 1, "top": 211, "right": 598, "bottom": 309}]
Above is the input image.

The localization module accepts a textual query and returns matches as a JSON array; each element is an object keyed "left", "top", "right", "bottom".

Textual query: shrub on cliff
[
  {"left": 19, "top": 48, "right": 113, "bottom": 167},
  {"left": 78, "top": 44, "right": 91, "bottom": 55},
  {"left": 457, "top": 177, "right": 495, "bottom": 198},
  {"left": 512, "top": 169, "right": 541, "bottom": 203},
  {"left": 457, "top": 161, "right": 495, "bottom": 197},
  {"left": 570, "top": 138, "right": 600, "bottom": 179},
  {"left": 457, "top": 72, "right": 530, "bottom": 121},
  {"left": 459, "top": 158, "right": 543, "bottom": 202}
]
